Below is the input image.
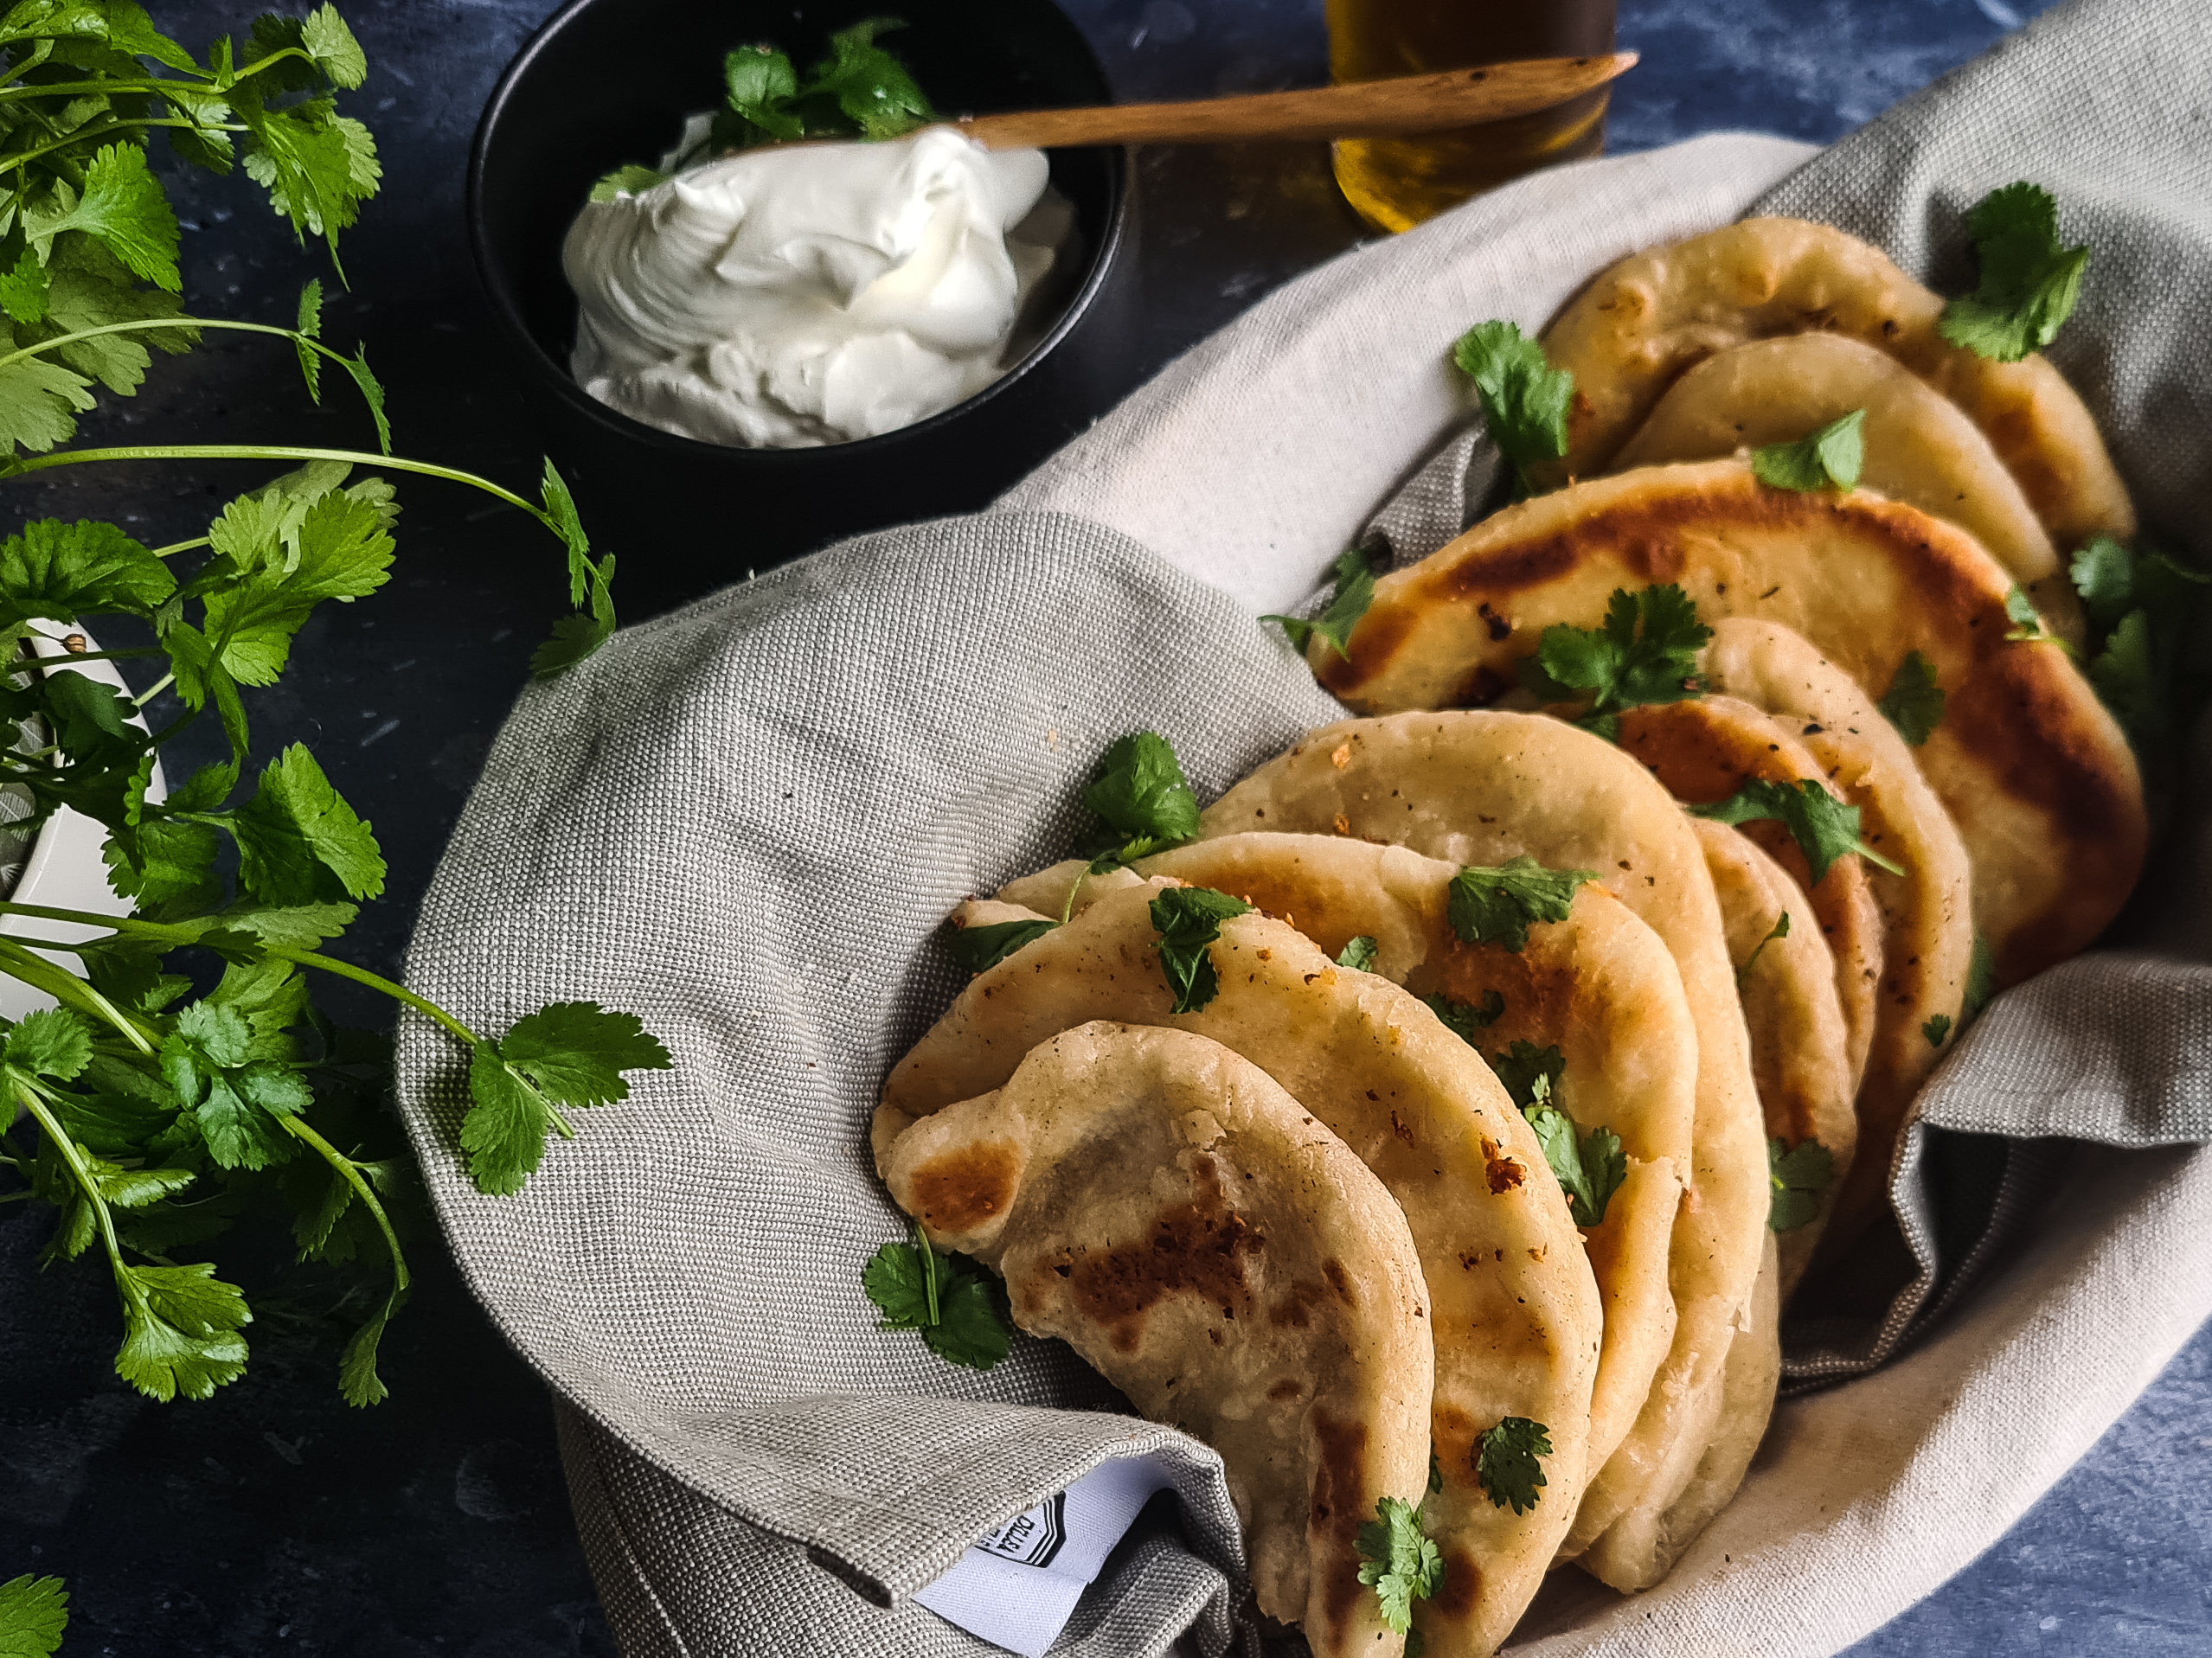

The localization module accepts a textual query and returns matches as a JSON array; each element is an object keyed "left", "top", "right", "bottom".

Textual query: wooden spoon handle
[{"left": 957, "top": 53, "right": 1638, "bottom": 150}]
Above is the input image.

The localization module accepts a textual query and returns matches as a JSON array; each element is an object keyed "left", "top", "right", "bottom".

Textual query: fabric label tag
[{"left": 912, "top": 1455, "right": 1177, "bottom": 1657}]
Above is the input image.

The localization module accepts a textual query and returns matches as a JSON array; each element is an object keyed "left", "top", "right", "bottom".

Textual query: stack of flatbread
[{"left": 868, "top": 216, "right": 2149, "bottom": 1657}]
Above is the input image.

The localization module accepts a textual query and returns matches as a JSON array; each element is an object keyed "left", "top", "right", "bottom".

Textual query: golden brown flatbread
[
  {"left": 1311, "top": 458, "right": 2145, "bottom": 985},
  {"left": 885, "top": 880, "right": 1601, "bottom": 1657},
  {"left": 1609, "top": 332, "right": 2081, "bottom": 634},
  {"left": 1697, "top": 618, "right": 1978, "bottom": 1256},
  {"left": 1532, "top": 215, "right": 2136, "bottom": 552},
  {"left": 883, "top": 1021, "right": 1433, "bottom": 1657},
  {"left": 1196, "top": 713, "right": 1771, "bottom": 1576},
  {"left": 1613, "top": 695, "right": 1884, "bottom": 1086},
  {"left": 1689, "top": 818, "right": 1856, "bottom": 1297},
  {"left": 1002, "top": 832, "right": 1691, "bottom": 1475}
]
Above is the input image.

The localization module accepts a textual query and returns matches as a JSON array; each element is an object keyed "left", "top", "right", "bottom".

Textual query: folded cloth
[{"left": 397, "top": 1, "right": 2212, "bottom": 1653}]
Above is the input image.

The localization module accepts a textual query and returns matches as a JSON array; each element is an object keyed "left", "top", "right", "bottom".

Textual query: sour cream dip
[{"left": 562, "top": 127, "right": 1071, "bottom": 449}]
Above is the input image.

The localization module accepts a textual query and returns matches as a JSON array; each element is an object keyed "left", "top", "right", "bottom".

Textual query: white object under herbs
[
  {"left": 0, "top": 626, "right": 161, "bottom": 1023},
  {"left": 563, "top": 126, "right": 1070, "bottom": 449}
]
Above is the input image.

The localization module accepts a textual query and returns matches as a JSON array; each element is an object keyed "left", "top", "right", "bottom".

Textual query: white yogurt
[{"left": 563, "top": 127, "right": 1072, "bottom": 449}]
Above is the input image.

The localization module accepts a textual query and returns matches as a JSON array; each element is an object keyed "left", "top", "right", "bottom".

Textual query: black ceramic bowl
[{"left": 468, "top": 0, "right": 1130, "bottom": 598}]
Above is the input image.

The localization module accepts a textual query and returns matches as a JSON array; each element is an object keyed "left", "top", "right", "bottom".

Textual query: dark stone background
[{"left": 4, "top": 1, "right": 2207, "bottom": 1654}]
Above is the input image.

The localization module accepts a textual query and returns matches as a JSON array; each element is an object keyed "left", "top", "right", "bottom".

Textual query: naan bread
[
  {"left": 1689, "top": 818, "right": 1856, "bottom": 1296},
  {"left": 1313, "top": 458, "right": 2146, "bottom": 985},
  {"left": 1609, "top": 332, "right": 2079, "bottom": 631},
  {"left": 1532, "top": 215, "right": 2136, "bottom": 552},
  {"left": 883, "top": 880, "right": 1601, "bottom": 1657},
  {"left": 1697, "top": 619, "right": 1978, "bottom": 1255},
  {"left": 1197, "top": 713, "right": 1770, "bottom": 1572},
  {"left": 1578, "top": 1230, "right": 1780, "bottom": 1592},
  {"left": 1613, "top": 695, "right": 1883, "bottom": 1087},
  {"left": 883, "top": 1021, "right": 1433, "bottom": 1657},
  {"left": 1003, "top": 832, "right": 1690, "bottom": 1474}
]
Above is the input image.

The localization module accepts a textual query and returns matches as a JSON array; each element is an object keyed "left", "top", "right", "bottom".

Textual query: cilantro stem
[
  {"left": 146, "top": 536, "right": 211, "bottom": 560},
  {"left": 0, "top": 937, "right": 157, "bottom": 1055},
  {"left": 131, "top": 672, "right": 175, "bottom": 707},
  {"left": 0, "top": 117, "right": 247, "bottom": 174},
  {"left": 1, "top": 445, "right": 548, "bottom": 528},
  {"left": 0, "top": 1187, "right": 31, "bottom": 1203},
  {"left": 0, "top": 51, "right": 320, "bottom": 109},
  {"left": 1853, "top": 839, "right": 1907, "bottom": 879},
  {"left": 912, "top": 1217, "right": 940, "bottom": 1325},
  {"left": 0, "top": 318, "right": 355, "bottom": 383},
  {"left": 262, "top": 946, "right": 485, "bottom": 1048},
  {"left": 12, "top": 1076, "right": 129, "bottom": 1277},
  {"left": 280, "top": 1113, "right": 410, "bottom": 1294}
]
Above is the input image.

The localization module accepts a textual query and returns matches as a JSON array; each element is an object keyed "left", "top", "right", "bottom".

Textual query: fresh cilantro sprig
[
  {"left": 1484, "top": 1040, "right": 1623, "bottom": 1227},
  {"left": 1922, "top": 1013, "right": 1952, "bottom": 1047},
  {"left": 1767, "top": 1136, "right": 1834, "bottom": 1232},
  {"left": 600, "top": 16, "right": 936, "bottom": 194},
  {"left": 1425, "top": 988, "right": 1504, "bottom": 1045},
  {"left": 1451, "top": 319, "right": 1573, "bottom": 497},
  {"left": 1519, "top": 585, "right": 1710, "bottom": 739},
  {"left": 1937, "top": 182, "right": 2090, "bottom": 363},
  {"left": 1877, "top": 652, "right": 1946, "bottom": 746},
  {"left": 1335, "top": 934, "right": 1379, "bottom": 971},
  {"left": 1689, "top": 778, "right": 1906, "bottom": 884},
  {"left": 1751, "top": 409, "right": 1866, "bottom": 493},
  {"left": 1081, "top": 731, "right": 1201, "bottom": 873},
  {"left": 1476, "top": 1417, "right": 1552, "bottom": 1514},
  {"left": 0, "top": 1572, "right": 67, "bottom": 1657},
  {"left": 0, "top": 3, "right": 381, "bottom": 451},
  {"left": 1735, "top": 911, "right": 1790, "bottom": 986},
  {"left": 1446, "top": 857, "right": 1593, "bottom": 952},
  {"left": 1356, "top": 1495, "right": 1446, "bottom": 1637},
  {"left": 2003, "top": 584, "right": 2075, "bottom": 654},
  {"left": 1149, "top": 887, "right": 1251, "bottom": 1015},
  {"left": 942, "top": 916, "right": 1057, "bottom": 975},
  {"left": 2066, "top": 536, "right": 2212, "bottom": 768},
  {"left": 862, "top": 1219, "right": 1012, "bottom": 1370},
  {"left": 1262, "top": 546, "right": 1376, "bottom": 661}
]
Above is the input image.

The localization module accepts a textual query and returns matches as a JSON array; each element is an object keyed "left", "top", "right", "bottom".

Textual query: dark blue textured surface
[{"left": 3, "top": 2, "right": 2206, "bottom": 1655}]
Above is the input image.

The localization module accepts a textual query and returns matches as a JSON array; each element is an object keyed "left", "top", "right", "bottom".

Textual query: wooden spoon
[{"left": 955, "top": 54, "right": 1638, "bottom": 150}]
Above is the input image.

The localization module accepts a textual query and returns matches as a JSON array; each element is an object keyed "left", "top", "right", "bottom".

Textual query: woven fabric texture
[{"left": 396, "top": 2, "right": 2212, "bottom": 1653}]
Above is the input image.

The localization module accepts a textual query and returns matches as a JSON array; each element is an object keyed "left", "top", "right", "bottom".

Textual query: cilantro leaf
[
  {"left": 944, "top": 917, "right": 1057, "bottom": 974},
  {"left": 0, "top": 1573, "right": 68, "bottom": 1658},
  {"left": 459, "top": 1005, "right": 670, "bottom": 1195},
  {"left": 0, "top": 517, "right": 175, "bottom": 629},
  {"left": 3, "top": 1008, "right": 93, "bottom": 1082},
  {"left": 1085, "top": 732, "right": 1200, "bottom": 861},
  {"left": 230, "top": 743, "right": 387, "bottom": 904},
  {"left": 589, "top": 163, "right": 668, "bottom": 202},
  {"left": 1476, "top": 1417, "right": 1552, "bottom": 1514},
  {"left": 1451, "top": 319, "right": 1573, "bottom": 496},
  {"left": 1336, "top": 934, "right": 1379, "bottom": 971},
  {"left": 2004, "top": 584, "right": 2074, "bottom": 652},
  {"left": 1355, "top": 1495, "right": 1445, "bottom": 1633},
  {"left": 1149, "top": 887, "right": 1252, "bottom": 1015},
  {"left": 1767, "top": 1136, "right": 1835, "bottom": 1232},
  {"left": 724, "top": 43, "right": 804, "bottom": 142},
  {"left": 1938, "top": 182, "right": 2090, "bottom": 362},
  {"left": 0, "top": 249, "right": 49, "bottom": 325},
  {"left": 163, "top": 1002, "right": 310, "bottom": 1170},
  {"left": 1520, "top": 585, "right": 1709, "bottom": 723},
  {"left": 338, "top": 1287, "right": 403, "bottom": 1409},
  {"left": 808, "top": 18, "right": 934, "bottom": 139},
  {"left": 1751, "top": 408, "right": 1866, "bottom": 492},
  {"left": 1263, "top": 547, "right": 1376, "bottom": 661},
  {"left": 1735, "top": 910, "right": 1790, "bottom": 986},
  {"left": 26, "top": 143, "right": 183, "bottom": 292},
  {"left": 200, "top": 489, "right": 396, "bottom": 685},
  {"left": 0, "top": 346, "right": 96, "bottom": 453},
  {"left": 1689, "top": 778, "right": 1905, "bottom": 885},
  {"left": 863, "top": 1223, "right": 1011, "bottom": 1370},
  {"left": 1923, "top": 1013, "right": 1953, "bottom": 1047},
  {"left": 1425, "top": 989, "right": 1504, "bottom": 1045},
  {"left": 1485, "top": 1040, "right": 1565, "bottom": 1112},
  {"left": 2087, "top": 610, "right": 2163, "bottom": 757},
  {"left": 2070, "top": 536, "right": 2138, "bottom": 633},
  {"left": 1964, "top": 933, "right": 1997, "bottom": 1024},
  {"left": 1523, "top": 1102, "right": 1624, "bottom": 1229},
  {"left": 115, "top": 1260, "right": 252, "bottom": 1401},
  {"left": 1877, "top": 651, "right": 1946, "bottom": 746},
  {"left": 1446, "top": 857, "right": 1592, "bottom": 952},
  {"left": 299, "top": 4, "right": 370, "bottom": 89},
  {"left": 497, "top": 1002, "right": 672, "bottom": 1108}
]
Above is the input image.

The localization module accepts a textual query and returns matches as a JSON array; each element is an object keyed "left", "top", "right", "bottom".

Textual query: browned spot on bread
[
  {"left": 1267, "top": 1277, "right": 1326, "bottom": 1330},
  {"left": 1429, "top": 1545, "right": 1482, "bottom": 1620},
  {"left": 1480, "top": 1137, "right": 1525, "bottom": 1194},
  {"left": 906, "top": 1141, "right": 1021, "bottom": 1234},
  {"left": 1309, "top": 1412, "right": 1373, "bottom": 1642},
  {"left": 1267, "top": 1376, "right": 1304, "bottom": 1401},
  {"left": 1069, "top": 1155, "right": 1263, "bottom": 1352},
  {"left": 1323, "top": 1258, "right": 1357, "bottom": 1306}
]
